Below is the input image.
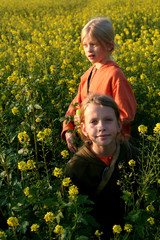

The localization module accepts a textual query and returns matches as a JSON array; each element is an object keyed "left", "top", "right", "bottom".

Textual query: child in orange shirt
[{"left": 62, "top": 17, "right": 137, "bottom": 152}]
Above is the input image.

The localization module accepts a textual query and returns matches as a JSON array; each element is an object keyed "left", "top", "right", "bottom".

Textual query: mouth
[
  {"left": 97, "top": 134, "right": 109, "bottom": 139},
  {"left": 88, "top": 54, "right": 95, "bottom": 59}
]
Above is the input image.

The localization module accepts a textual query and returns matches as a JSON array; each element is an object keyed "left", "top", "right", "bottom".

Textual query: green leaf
[
  {"left": 76, "top": 236, "right": 89, "bottom": 240},
  {"left": 18, "top": 221, "right": 29, "bottom": 234},
  {"left": 18, "top": 148, "right": 28, "bottom": 155},
  {"left": 34, "top": 104, "right": 42, "bottom": 110},
  {"left": 27, "top": 104, "right": 34, "bottom": 112}
]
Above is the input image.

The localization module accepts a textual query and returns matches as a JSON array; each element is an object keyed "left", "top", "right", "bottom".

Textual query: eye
[
  {"left": 104, "top": 118, "right": 113, "bottom": 122},
  {"left": 90, "top": 119, "right": 97, "bottom": 124},
  {"left": 91, "top": 43, "right": 97, "bottom": 47}
]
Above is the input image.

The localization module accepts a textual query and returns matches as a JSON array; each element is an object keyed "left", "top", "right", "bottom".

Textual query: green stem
[
  {"left": 12, "top": 228, "right": 18, "bottom": 240},
  {"left": 49, "top": 223, "right": 52, "bottom": 240},
  {"left": 32, "top": 108, "right": 38, "bottom": 163},
  {"left": 42, "top": 141, "right": 50, "bottom": 188},
  {"left": 69, "top": 200, "right": 78, "bottom": 240},
  {"left": 0, "top": 147, "right": 10, "bottom": 186}
]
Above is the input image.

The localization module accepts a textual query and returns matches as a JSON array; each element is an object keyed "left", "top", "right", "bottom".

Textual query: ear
[
  {"left": 81, "top": 122, "right": 88, "bottom": 137},
  {"left": 107, "top": 40, "right": 114, "bottom": 52},
  {"left": 117, "top": 119, "right": 122, "bottom": 134}
]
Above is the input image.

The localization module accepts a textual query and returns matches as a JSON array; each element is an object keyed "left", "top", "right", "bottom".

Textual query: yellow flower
[
  {"left": 36, "top": 117, "right": 41, "bottom": 123},
  {"left": 118, "top": 163, "right": 123, "bottom": 169},
  {"left": 117, "top": 180, "right": 121, "bottom": 185},
  {"left": 146, "top": 204, "right": 155, "bottom": 213},
  {"left": 128, "top": 159, "right": 136, "bottom": 167},
  {"left": 7, "top": 217, "right": 19, "bottom": 227},
  {"left": 0, "top": 231, "right": 7, "bottom": 238},
  {"left": 30, "top": 224, "right": 40, "bottom": 232},
  {"left": 124, "top": 224, "right": 133, "bottom": 233},
  {"left": 18, "top": 131, "right": 30, "bottom": 143},
  {"left": 54, "top": 225, "right": 64, "bottom": 234},
  {"left": 50, "top": 65, "right": 55, "bottom": 74},
  {"left": 11, "top": 107, "right": 19, "bottom": 115},
  {"left": 37, "top": 131, "right": 45, "bottom": 141},
  {"left": 158, "top": 179, "right": 160, "bottom": 184},
  {"left": 53, "top": 167, "right": 63, "bottom": 178},
  {"left": 18, "top": 161, "right": 28, "bottom": 171},
  {"left": 1, "top": 94, "right": 6, "bottom": 100},
  {"left": 113, "top": 225, "right": 122, "bottom": 234},
  {"left": 44, "top": 128, "right": 52, "bottom": 136},
  {"left": 62, "top": 177, "right": 71, "bottom": 187},
  {"left": 11, "top": 90, "right": 16, "bottom": 94},
  {"left": 153, "top": 123, "right": 160, "bottom": 135},
  {"left": 94, "top": 230, "right": 103, "bottom": 237},
  {"left": 138, "top": 125, "right": 148, "bottom": 135},
  {"left": 44, "top": 212, "right": 54, "bottom": 222},
  {"left": 61, "top": 150, "right": 69, "bottom": 159},
  {"left": 27, "top": 160, "right": 36, "bottom": 170},
  {"left": 15, "top": 94, "right": 20, "bottom": 100},
  {"left": 24, "top": 187, "right": 32, "bottom": 198},
  {"left": 68, "top": 185, "right": 79, "bottom": 199},
  {"left": 147, "top": 217, "right": 155, "bottom": 225}
]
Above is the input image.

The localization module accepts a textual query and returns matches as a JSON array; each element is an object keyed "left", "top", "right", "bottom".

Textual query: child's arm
[
  {"left": 65, "top": 131, "right": 78, "bottom": 153},
  {"left": 111, "top": 70, "right": 137, "bottom": 137}
]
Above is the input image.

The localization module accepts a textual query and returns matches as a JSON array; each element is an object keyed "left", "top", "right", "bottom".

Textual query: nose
[
  {"left": 88, "top": 44, "right": 93, "bottom": 52},
  {"left": 98, "top": 121, "right": 105, "bottom": 132}
]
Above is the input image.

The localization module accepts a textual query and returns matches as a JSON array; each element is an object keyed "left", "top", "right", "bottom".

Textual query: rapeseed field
[{"left": 0, "top": 0, "right": 159, "bottom": 239}]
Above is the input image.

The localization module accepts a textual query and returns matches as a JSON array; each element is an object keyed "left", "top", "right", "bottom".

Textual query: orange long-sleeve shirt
[{"left": 61, "top": 61, "right": 137, "bottom": 140}]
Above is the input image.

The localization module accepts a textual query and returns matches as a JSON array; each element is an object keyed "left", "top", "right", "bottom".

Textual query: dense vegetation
[{"left": 0, "top": 0, "right": 159, "bottom": 239}]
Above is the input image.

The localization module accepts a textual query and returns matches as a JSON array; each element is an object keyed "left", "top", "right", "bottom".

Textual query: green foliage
[{"left": 0, "top": 0, "right": 159, "bottom": 239}]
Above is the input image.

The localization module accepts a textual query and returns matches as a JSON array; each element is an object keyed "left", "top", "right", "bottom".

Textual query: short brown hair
[{"left": 80, "top": 93, "right": 120, "bottom": 124}]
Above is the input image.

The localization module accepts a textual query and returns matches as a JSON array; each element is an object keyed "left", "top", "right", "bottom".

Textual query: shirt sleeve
[
  {"left": 111, "top": 69, "right": 137, "bottom": 124},
  {"left": 61, "top": 84, "right": 82, "bottom": 140}
]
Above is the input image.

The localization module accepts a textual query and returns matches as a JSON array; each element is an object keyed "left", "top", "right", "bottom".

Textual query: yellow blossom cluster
[
  {"left": 18, "top": 131, "right": 30, "bottom": 144},
  {"left": 54, "top": 225, "right": 64, "bottom": 235},
  {"left": 11, "top": 106, "right": 19, "bottom": 115},
  {"left": 37, "top": 128, "right": 52, "bottom": 141},
  {"left": 112, "top": 225, "right": 122, "bottom": 234},
  {"left": 0, "top": 0, "right": 159, "bottom": 135},
  {"left": 30, "top": 224, "right": 40, "bottom": 232},
  {"left": 24, "top": 186, "right": 32, "bottom": 198},
  {"left": 18, "top": 160, "right": 36, "bottom": 171},
  {"left": 0, "top": 231, "right": 7, "bottom": 239},
  {"left": 7, "top": 217, "right": 19, "bottom": 227},
  {"left": 68, "top": 185, "right": 79, "bottom": 200},
  {"left": 124, "top": 224, "right": 133, "bottom": 233},
  {"left": 153, "top": 123, "right": 160, "bottom": 135},
  {"left": 138, "top": 125, "right": 148, "bottom": 135},
  {"left": 44, "top": 212, "right": 54, "bottom": 222},
  {"left": 61, "top": 150, "right": 69, "bottom": 159},
  {"left": 146, "top": 204, "right": 155, "bottom": 213},
  {"left": 62, "top": 177, "right": 72, "bottom": 187},
  {"left": 113, "top": 224, "right": 133, "bottom": 234},
  {"left": 53, "top": 167, "right": 63, "bottom": 178},
  {"left": 128, "top": 159, "right": 136, "bottom": 167},
  {"left": 147, "top": 217, "right": 155, "bottom": 225}
]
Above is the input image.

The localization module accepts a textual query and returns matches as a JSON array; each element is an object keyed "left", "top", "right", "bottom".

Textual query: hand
[
  {"left": 74, "top": 114, "right": 80, "bottom": 126},
  {"left": 65, "top": 131, "right": 78, "bottom": 153}
]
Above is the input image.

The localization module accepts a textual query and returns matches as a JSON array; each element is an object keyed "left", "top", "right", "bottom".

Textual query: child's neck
[
  {"left": 90, "top": 143, "right": 117, "bottom": 157},
  {"left": 95, "top": 55, "right": 112, "bottom": 69}
]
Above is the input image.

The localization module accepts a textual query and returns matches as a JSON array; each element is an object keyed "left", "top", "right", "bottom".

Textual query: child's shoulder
[
  {"left": 81, "top": 65, "right": 94, "bottom": 80},
  {"left": 120, "top": 141, "right": 140, "bottom": 161}
]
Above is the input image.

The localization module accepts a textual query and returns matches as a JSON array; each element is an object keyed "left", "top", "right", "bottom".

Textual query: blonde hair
[{"left": 81, "top": 17, "right": 115, "bottom": 52}]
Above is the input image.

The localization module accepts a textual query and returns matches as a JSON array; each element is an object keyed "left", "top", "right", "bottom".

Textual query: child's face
[
  {"left": 82, "top": 35, "right": 111, "bottom": 68},
  {"left": 81, "top": 103, "right": 122, "bottom": 151}
]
